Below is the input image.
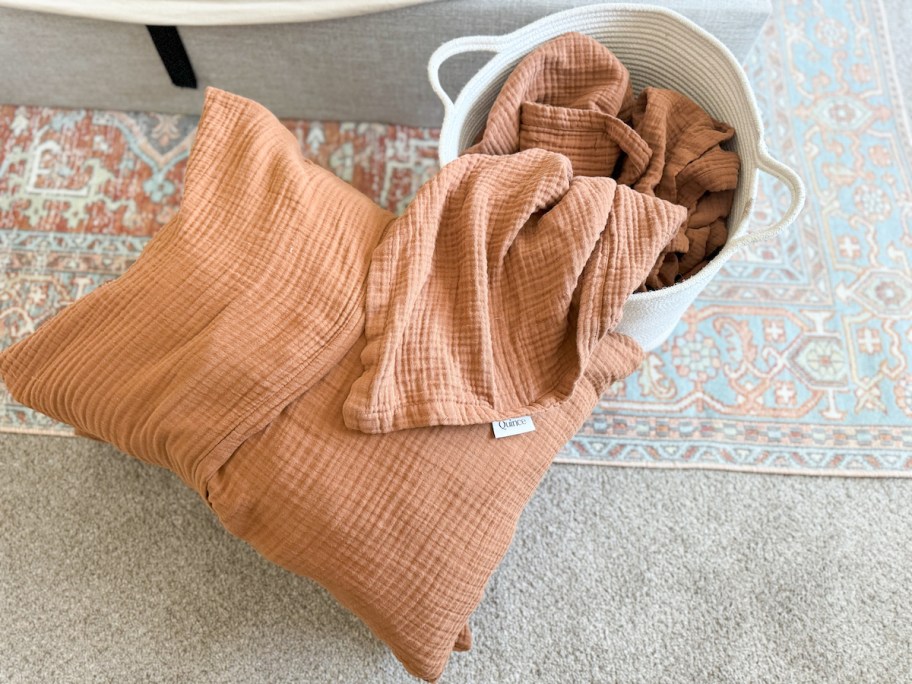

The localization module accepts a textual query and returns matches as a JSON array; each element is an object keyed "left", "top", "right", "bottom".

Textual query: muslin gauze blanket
[
  {"left": 465, "top": 32, "right": 741, "bottom": 291},
  {"left": 0, "top": 87, "right": 686, "bottom": 681}
]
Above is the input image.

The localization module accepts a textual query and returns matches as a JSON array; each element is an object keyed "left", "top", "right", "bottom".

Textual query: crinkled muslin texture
[
  {"left": 618, "top": 87, "right": 741, "bottom": 288},
  {"left": 343, "top": 151, "right": 686, "bottom": 433},
  {"left": 0, "top": 88, "right": 682, "bottom": 681},
  {"left": 464, "top": 31, "right": 636, "bottom": 158},
  {"left": 465, "top": 32, "right": 741, "bottom": 291}
]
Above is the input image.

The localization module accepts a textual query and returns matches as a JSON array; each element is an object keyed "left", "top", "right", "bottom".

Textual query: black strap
[{"left": 147, "top": 25, "right": 198, "bottom": 89}]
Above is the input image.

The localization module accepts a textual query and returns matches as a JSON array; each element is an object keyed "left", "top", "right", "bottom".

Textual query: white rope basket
[{"left": 428, "top": 3, "right": 805, "bottom": 351}]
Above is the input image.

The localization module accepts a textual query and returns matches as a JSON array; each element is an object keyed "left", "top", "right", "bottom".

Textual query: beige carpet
[{"left": 2, "top": 433, "right": 912, "bottom": 682}]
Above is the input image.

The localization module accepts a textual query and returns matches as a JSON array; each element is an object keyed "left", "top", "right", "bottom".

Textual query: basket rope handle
[
  {"left": 728, "top": 146, "right": 806, "bottom": 251},
  {"left": 428, "top": 35, "right": 504, "bottom": 119}
]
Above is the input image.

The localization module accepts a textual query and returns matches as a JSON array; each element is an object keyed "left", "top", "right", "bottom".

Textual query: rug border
[{"left": 552, "top": 457, "right": 912, "bottom": 478}]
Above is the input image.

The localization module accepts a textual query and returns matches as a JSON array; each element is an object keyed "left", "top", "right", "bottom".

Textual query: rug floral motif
[{"left": 1, "top": 0, "right": 910, "bottom": 476}]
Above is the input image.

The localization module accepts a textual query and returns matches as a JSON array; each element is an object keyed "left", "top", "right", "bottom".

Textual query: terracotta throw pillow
[{"left": 0, "top": 87, "right": 684, "bottom": 681}]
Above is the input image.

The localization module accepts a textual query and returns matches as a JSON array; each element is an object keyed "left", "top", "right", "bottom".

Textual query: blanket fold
[
  {"left": 517, "top": 101, "right": 652, "bottom": 178},
  {"left": 0, "top": 89, "right": 394, "bottom": 492},
  {"left": 342, "top": 150, "right": 686, "bottom": 433}
]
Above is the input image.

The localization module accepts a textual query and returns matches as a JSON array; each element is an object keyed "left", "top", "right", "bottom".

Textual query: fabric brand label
[{"left": 492, "top": 415, "right": 536, "bottom": 439}]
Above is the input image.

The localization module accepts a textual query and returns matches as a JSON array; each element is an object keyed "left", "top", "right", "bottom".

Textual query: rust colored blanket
[
  {"left": 466, "top": 32, "right": 741, "bottom": 290},
  {"left": 0, "top": 88, "right": 685, "bottom": 680}
]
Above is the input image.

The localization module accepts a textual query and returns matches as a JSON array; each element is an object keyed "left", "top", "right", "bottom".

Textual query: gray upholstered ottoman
[{"left": 0, "top": 0, "right": 770, "bottom": 125}]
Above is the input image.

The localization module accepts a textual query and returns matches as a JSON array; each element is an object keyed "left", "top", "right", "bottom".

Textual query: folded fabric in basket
[
  {"left": 465, "top": 31, "right": 741, "bottom": 291},
  {"left": 0, "top": 88, "right": 685, "bottom": 681}
]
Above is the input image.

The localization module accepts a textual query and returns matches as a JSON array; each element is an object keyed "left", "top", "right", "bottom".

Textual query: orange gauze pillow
[{"left": 0, "top": 87, "right": 681, "bottom": 681}]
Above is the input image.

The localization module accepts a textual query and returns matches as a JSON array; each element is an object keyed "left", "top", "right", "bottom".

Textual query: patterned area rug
[{"left": 1, "top": 0, "right": 910, "bottom": 476}]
